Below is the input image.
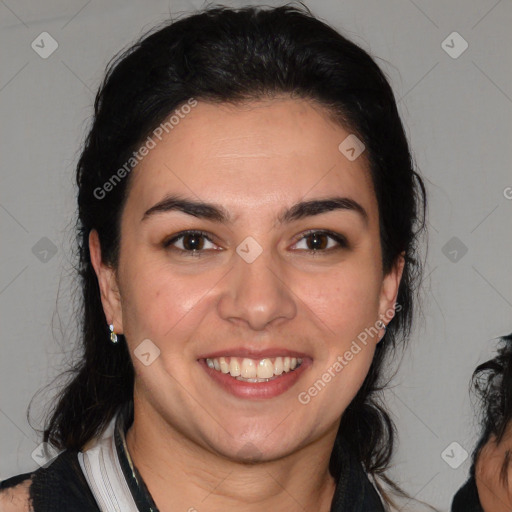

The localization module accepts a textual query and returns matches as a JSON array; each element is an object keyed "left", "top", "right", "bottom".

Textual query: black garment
[
  {"left": 0, "top": 401, "right": 385, "bottom": 511},
  {"left": 1, "top": 450, "right": 99, "bottom": 511},
  {"left": 451, "top": 467, "right": 484, "bottom": 512}
]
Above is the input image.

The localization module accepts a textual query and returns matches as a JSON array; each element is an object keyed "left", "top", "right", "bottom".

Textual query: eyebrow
[{"left": 141, "top": 194, "right": 368, "bottom": 226}]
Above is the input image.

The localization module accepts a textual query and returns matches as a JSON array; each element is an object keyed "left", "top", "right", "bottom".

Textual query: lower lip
[{"left": 199, "top": 359, "right": 310, "bottom": 399}]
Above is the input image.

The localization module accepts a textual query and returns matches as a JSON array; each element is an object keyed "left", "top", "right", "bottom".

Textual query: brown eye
[
  {"left": 293, "top": 230, "right": 348, "bottom": 253},
  {"left": 305, "top": 232, "right": 329, "bottom": 250},
  {"left": 163, "top": 230, "right": 219, "bottom": 256},
  {"left": 180, "top": 232, "right": 206, "bottom": 251}
]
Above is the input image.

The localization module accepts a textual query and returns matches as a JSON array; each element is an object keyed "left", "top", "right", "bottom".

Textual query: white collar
[{"left": 77, "top": 410, "right": 140, "bottom": 512}]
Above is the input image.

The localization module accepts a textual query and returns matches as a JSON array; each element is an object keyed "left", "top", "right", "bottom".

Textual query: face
[{"left": 90, "top": 97, "right": 403, "bottom": 462}]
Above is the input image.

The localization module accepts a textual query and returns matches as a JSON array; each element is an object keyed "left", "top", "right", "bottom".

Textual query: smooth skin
[
  {"left": 89, "top": 97, "right": 404, "bottom": 512},
  {"left": 475, "top": 422, "right": 512, "bottom": 511}
]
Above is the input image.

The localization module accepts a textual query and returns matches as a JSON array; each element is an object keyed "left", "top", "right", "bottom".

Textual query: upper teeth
[{"left": 206, "top": 356, "right": 303, "bottom": 379}]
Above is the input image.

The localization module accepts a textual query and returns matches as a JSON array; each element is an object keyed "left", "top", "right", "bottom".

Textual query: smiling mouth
[{"left": 204, "top": 356, "right": 303, "bottom": 382}]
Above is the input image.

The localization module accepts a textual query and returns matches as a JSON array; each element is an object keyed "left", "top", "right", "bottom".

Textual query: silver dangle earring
[{"left": 109, "top": 323, "right": 118, "bottom": 343}]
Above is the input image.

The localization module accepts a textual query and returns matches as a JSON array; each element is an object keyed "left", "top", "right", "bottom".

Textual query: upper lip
[{"left": 197, "top": 348, "right": 310, "bottom": 360}]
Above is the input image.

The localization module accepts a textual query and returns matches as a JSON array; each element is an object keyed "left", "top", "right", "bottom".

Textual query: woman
[
  {"left": 452, "top": 333, "right": 512, "bottom": 511},
  {"left": 0, "top": 5, "right": 431, "bottom": 511}
]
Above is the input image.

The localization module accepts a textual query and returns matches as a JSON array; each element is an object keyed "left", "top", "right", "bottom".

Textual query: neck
[{"left": 124, "top": 393, "right": 338, "bottom": 512}]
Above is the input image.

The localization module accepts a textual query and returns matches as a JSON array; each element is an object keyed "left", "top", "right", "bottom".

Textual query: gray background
[{"left": 1, "top": 0, "right": 511, "bottom": 510}]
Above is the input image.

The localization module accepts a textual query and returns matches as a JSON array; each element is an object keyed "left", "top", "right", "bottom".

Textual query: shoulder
[
  {"left": 0, "top": 474, "right": 33, "bottom": 512},
  {"left": 0, "top": 450, "right": 98, "bottom": 511}
]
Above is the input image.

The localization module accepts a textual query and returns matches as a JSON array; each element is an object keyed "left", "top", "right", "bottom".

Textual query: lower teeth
[{"left": 235, "top": 376, "right": 276, "bottom": 383}]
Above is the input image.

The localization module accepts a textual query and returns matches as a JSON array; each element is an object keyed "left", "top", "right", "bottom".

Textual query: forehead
[{"left": 124, "top": 97, "right": 377, "bottom": 223}]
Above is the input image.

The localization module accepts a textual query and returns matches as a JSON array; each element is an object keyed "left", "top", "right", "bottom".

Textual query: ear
[
  {"left": 89, "top": 229, "right": 124, "bottom": 333},
  {"left": 377, "top": 251, "right": 405, "bottom": 334}
]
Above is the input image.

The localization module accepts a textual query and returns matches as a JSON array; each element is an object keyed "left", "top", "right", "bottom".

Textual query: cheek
[
  {"left": 119, "top": 260, "right": 216, "bottom": 350},
  {"left": 297, "top": 324, "right": 377, "bottom": 424},
  {"left": 300, "top": 263, "right": 382, "bottom": 333}
]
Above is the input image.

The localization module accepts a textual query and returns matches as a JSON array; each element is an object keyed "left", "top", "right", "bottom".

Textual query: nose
[{"left": 217, "top": 241, "right": 297, "bottom": 331}]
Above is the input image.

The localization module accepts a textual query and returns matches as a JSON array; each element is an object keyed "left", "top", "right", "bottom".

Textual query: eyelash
[{"left": 162, "top": 229, "right": 349, "bottom": 257}]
